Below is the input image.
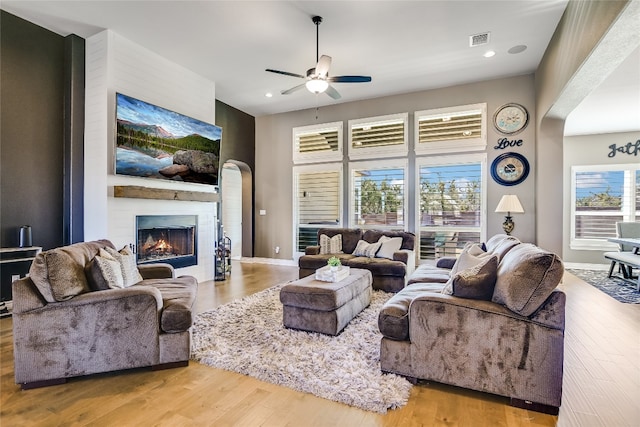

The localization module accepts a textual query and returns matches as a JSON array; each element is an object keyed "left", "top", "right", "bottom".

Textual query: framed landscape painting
[{"left": 115, "top": 93, "right": 223, "bottom": 186}]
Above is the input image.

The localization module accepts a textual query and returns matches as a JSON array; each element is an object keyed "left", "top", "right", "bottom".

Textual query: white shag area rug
[{"left": 191, "top": 284, "right": 413, "bottom": 413}]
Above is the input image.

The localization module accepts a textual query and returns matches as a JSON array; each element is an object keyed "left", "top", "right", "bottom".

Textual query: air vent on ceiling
[{"left": 469, "top": 32, "right": 490, "bottom": 47}]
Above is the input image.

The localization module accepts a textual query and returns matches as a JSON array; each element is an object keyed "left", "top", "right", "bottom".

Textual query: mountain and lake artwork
[{"left": 115, "top": 93, "right": 223, "bottom": 186}]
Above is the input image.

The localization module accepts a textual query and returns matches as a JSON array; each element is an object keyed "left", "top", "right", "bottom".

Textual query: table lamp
[{"left": 495, "top": 195, "right": 524, "bottom": 235}]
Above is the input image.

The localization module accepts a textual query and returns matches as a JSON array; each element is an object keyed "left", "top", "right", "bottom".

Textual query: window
[
  {"left": 570, "top": 164, "right": 640, "bottom": 250},
  {"left": 350, "top": 160, "right": 407, "bottom": 229},
  {"left": 348, "top": 113, "right": 408, "bottom": 160},
  {"left": 417, "top": 154, "right": 487, "bottom": 260},
  {"left": 414, "top": 103, "right": 486, "bottom": 155},
  {"left": 293, "top": 164, "right": 342, "bottom": 253},
  {"left": 292, "top": 121, "right": 342, "bottom": 164}
]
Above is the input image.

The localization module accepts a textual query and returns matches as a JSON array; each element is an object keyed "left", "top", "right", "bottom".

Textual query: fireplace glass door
[{"left": 136, "top": 215, "right": 197, "bottom": 268}]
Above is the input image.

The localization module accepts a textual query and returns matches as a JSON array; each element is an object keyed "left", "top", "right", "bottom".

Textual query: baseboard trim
[
  {"left": 239, "top": 257, "right": 297, "bottom": 267},
  {"left": 564, "top": 262, "right": 609, "bottom": 271}
]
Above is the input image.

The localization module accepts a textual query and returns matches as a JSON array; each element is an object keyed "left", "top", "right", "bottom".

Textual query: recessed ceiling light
[
  {"left": 483, "top": 50, "right": 496, "bottom": 58},
  {"left": 265, "top": 92, "right": 273, "bottom": 98},
  {"left": 508, "top": 45, "right": 528, "bottom": 54}
]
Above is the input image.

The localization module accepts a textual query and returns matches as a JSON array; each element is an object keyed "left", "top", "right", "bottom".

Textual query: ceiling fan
[{"left": 266, "top": 16, "right": 372, "bottom": 100}]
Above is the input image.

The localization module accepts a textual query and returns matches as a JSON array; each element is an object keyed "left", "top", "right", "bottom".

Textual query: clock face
[
  {"left": 491, "top": 152, "right": 529, "bottom": 186},
  {"left": 493, "top": 103, "right": 529, "bottom": 135}
]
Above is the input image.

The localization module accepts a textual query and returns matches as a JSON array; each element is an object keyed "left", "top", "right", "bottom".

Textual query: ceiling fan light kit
[
  {"left": 266, "top": 15, "right": 371, "bottom": 99},
  {"left": 306, "top": 79, "right": 329, "bottom": 94}
]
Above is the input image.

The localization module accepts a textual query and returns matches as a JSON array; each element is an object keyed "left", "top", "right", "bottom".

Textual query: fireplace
[{"left": 136, "top": 215, "right": 197, "bottom": 268}]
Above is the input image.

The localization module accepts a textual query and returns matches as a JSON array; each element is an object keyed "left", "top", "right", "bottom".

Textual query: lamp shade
[
  {"left": 305, "top": 78, "right": 329, "bottom": 94},
  {"left": 495, "top": 195, "right": 524, "bottom": 213}
]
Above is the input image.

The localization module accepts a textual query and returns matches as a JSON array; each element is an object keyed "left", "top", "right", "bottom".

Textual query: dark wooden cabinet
[{"left": 0, "top": 247, "right": 42, "bottom": 317}]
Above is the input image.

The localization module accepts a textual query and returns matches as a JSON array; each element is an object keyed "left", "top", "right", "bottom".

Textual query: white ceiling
[{"left": 2, "top": 1, "right": 638, "bottom": 135}]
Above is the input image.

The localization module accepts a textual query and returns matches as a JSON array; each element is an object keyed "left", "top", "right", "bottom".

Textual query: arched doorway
[{"left": 221, "top": 160, "right": 253, "bottom": 258}]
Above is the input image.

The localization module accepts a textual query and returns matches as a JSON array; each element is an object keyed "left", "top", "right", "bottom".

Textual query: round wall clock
[
  {"left": 493, "top": 103, "right": 529, "bottom": 135},
  {"left": 491, "top": 152, "right": 530, "bottom": 186}
]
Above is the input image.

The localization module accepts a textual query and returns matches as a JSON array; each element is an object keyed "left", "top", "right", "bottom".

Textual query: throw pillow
[
  {"left": 353, "top": 240, "right": 382, "bottom": 258},
  {"left": 105, "top": 246, "right": 143, "bottom": 287},
  {"left": 376, "top": 236, "right": 403, "bottom": 259},
  {"left": 43, "top": 250, "right": 91, "bottom": 301},
  {"left": 492, "top": 243, "right": 564, "bottom": 316},
  {"left": 319, "top": 234, "right": 343, "bottom": 255},
  {"left": 87, "top": 250, "right": 125, "bottom": 290},
  {"left": 442, "top": 255, "right": 498, "bottom": 300},
  {"left": 450, "top": 243, "right": 489, "bottom": 276}
]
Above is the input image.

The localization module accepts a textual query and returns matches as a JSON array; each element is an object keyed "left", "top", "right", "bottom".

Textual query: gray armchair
[{"left": 12, "top": 240, "right": 197, "bottom": 389}]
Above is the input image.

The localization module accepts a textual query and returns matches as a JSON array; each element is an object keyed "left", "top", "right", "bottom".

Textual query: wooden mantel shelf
[{"left": 114, "top": 185, "right": 219, "bottom": 203}]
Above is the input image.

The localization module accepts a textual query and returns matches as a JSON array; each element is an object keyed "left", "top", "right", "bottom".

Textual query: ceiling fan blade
[
  {"left": 325, "top": 84, "right": 341, "bottom": 100},
  {"left": 316, "top": 55, "right": 332, "bottom": 78},
  {"left": 281, "top": 83, "right": 307, "bottom": 95},
  {"left": 327, "top": 75, "right": 372, "bottom": 83},
  {"left": 266, "top": 69, "right": 306, "bottom": 79}
]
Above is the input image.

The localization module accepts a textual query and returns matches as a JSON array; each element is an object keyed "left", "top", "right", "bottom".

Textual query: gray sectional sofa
[
  {"left": 12, "top": 240, "right": 197, "bottom": 389},
  {"left": 298, "top": 228, "right": 416, "bottom": 292},
  {"left": 378, "top": 234, "right": 566, "bottom": 414}
]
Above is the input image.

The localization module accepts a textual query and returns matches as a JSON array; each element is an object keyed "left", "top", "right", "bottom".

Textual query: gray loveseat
[
  {"left": 378, "top": 235, "right": 566, "bottom": 414},
  {"left": 12, "top": 239, "right": 197, "bottom": 389},
  {"left": 298, "top": 228, "right": 416, "bottom": 292}
]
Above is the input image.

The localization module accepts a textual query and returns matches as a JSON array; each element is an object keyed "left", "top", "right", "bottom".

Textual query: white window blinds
[
  {"left": 349, "top": 113, "right": 408, "bottom": 159},
  {"left": 571, "top": 165, "right": 640, "bottom": 250},
  {"left": 293, "top": 121, "right": 342, "bottom": 164},
  {"left": 415, "top": 104, "right": 486, "bottom": 154}
]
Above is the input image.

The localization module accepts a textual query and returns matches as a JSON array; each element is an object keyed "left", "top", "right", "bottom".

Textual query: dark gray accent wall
[
  {"left": 1, "top": 11, "right": 65, "bottom": 250},
  {"left": 215, "top": 100, "right": 255, "bottom": 256},
  {"left": 216, "top": 100, "right": 255, "bottom": 173},
  {"left": 63, "top": 34, "right": 85, "bottom": 245}
]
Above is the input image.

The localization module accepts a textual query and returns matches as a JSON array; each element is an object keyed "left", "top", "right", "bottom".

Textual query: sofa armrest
[
  {"left": 394, "top": 250, "right": 416, "bottom": 277},
  {"left": 138, "top": 263, "right": 175, "bottom": 279},
  {"left": 436, "top": 257, "right": 456, "bottom": 269},
  {"left": 305, "top": 245, "right": 321, "bottom": 255}
]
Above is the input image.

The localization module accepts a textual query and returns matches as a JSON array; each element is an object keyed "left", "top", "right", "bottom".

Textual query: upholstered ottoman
[{"left": 279, "top": 268, "right": 372, "bottom": 336}]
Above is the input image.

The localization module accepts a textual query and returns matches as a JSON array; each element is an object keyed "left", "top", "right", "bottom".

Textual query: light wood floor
[{"left": 1, "top": 261, "right": 638, "bottom": 426}]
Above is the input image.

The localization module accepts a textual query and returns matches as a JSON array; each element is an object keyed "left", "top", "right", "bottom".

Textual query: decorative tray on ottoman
[{"left": 315, "top": 265, "right": 350, "bottom": 282}]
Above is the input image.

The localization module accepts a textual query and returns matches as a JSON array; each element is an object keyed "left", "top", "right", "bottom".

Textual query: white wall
[
  {"left": 84, "top": 30, "right": 218, "bottom": 281},
  {"left": 563, "top": 131, "right": 640, "bottom": 264}
]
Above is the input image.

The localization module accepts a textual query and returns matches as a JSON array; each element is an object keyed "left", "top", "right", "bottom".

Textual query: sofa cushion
[
  {"left": 376, "top": 236, "right": 403, "bottom": 259},
  {"left": 353, "top": 240, "right": 382, "bottom": 258},
  {"left": 442, "top": 254, "right": 498, "bottom": 300},
  {"left": 407, "top": 263, "right": 451, "bottom": 284},
  {"left": 29, "top": 240, "right": 115, "bottom": 302},
  {"left": 492, "top": 243, "right": 564, "bottom": 316},
  {"left": 319, "top": 233, "right": 343, "bottom": 254},
  {"left": 378, "top": 282, "right": 445, "bottom": 340},
  {"left": 105, "top": 246, "right": 143, "bottom": 287},
  {"left": 137, "top": 276, "right": 198, "bottom": 333},
  {"left": 299, "top": 254, "right": 356, "bottom": 271},
  {"left": 347, "top": 257, "right": 406, "bottom": 276},
  {"left": 86, "top": 249, "right": 125, "bottom": 291}
]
